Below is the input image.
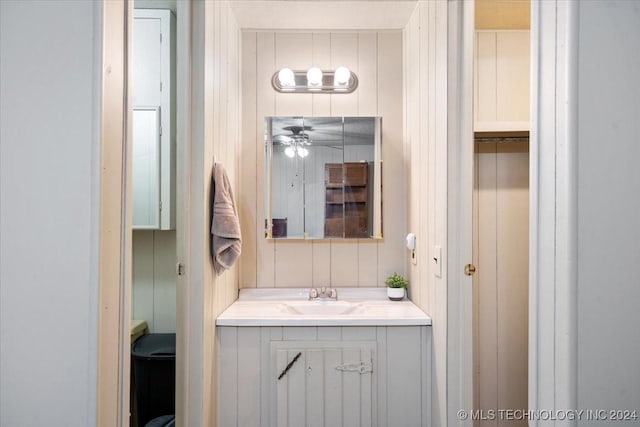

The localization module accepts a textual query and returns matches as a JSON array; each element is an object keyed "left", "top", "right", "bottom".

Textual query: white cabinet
[
  {"left": 217, "top": 326, "right": 432, "bottom": 427},
  {"left": 132, "top": 9, "right": 175, "bottom": 229},
  {"left": 474, "top": 30, "right": 530, "bottom": 132}
]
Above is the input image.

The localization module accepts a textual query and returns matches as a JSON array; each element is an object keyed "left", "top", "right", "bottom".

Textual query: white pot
[{"left": 387, "top": 287, "right": 405, "bottom": 301}]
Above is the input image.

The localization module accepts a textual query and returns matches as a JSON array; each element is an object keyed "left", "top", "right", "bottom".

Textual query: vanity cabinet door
[{"left": 274, "top": 347, "right": 374, "bottom": 427}]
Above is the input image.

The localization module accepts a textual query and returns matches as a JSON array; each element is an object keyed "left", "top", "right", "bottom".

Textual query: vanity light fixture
[
  {"left": 306, "top": 67, "right": 323, "bottom": 87},
  {"left": 272, "top": 66, "right": 358, "bottom": 93},
  {"left": 334, "top": 66, "right": 351, "bottom": 86},
  {"left": 277, "top": 67, "right": 296, "bottom": 87}
]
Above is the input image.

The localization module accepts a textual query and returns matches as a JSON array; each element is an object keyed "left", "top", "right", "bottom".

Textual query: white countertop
[{"left": 216, "top": 288, "right": 432, "bottom": 326}]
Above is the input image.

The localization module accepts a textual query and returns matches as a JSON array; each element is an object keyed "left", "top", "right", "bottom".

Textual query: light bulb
[
  {"left": 284, "top": 146, "right": 295, "bottom": 158},
  {"left": 306, "top": 67, "right": 323, "bottom": 87},
  {"left": 297, "top": 147, "right": 309, "bottom": 158},
  {"left": 277, "top": 68, "right": 295, "bottom": 87},
  {"left": 334, "top": 66, "right": 351, "bottom": 86}
]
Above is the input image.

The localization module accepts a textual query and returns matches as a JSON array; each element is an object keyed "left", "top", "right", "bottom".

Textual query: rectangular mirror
[{"left": 265, "top": 116, "right": 382, "bottom": 239}]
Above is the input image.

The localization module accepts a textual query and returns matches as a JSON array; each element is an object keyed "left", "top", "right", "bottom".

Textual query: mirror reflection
[{"left": 265, "top": 116, "right": 382, "bottom": 239}]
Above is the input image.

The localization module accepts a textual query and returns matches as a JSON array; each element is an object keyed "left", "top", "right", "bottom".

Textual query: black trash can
[{"left": 132, "top": 333, "right": 176, "bottom": 427}]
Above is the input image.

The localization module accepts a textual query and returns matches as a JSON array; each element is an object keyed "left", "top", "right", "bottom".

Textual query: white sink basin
[{"left": 282, "top": 300, "right": 364, "bottom": 315}]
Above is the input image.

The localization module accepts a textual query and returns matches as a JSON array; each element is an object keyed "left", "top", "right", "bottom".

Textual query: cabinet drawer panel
[{"left": 344, "top": 163, "right": 368, "bottom": 186}]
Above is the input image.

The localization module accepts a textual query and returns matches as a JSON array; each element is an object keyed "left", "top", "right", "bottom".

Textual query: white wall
[
  {"left": 0, "top": 1, "right": 101, "bottom": 426},
  {"left": 178, "top": 1, "right": 242, "bottom": 425},
  {"left": 240, "top": 30, "right": 405, "bottom": 289},
  {"left": 575, "top": 0, "right": 640, "bottom": 419},
  {"left": 403, "top": 2, "right": 449, "bottom": 426},
  {"left": 531, "top": 0, "right": 640, "bottom": 423}
]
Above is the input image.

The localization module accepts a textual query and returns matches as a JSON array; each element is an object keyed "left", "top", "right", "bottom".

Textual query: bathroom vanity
[{"left": 216, "top": 288, "right": 432, "bottom": 426}]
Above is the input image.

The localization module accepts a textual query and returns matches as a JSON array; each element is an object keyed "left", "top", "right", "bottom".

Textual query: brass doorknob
[{"left": 464, "top": 264, "right": 476, "bottom": 276}]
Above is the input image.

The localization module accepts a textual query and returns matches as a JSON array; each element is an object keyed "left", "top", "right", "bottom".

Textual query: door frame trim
[
  {"left": 97, "top": 1, "right": 132, "bottom": 425},
  {"left": 446, "top": 1, "right": 475, "bottom": 426}
]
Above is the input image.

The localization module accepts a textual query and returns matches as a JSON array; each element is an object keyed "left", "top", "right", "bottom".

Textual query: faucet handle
[
  {"left": 309, "top": 288, "right": 318, "bottom": 299},
  {"left": 329, "top": 288, "right": 338, "bottom": 299}
]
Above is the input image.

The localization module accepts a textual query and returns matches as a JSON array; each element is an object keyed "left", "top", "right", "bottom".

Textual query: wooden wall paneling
[
  {"left": 153, "top": 230, "right": 176, "bottom": 332},
  {"left": 357, "top": 32, "right": 378, "bottom": 116},
  {"left": 477, "top": 32, "right": 497, "bottom": 123},
  {"left": 476, "top": 143, "right": 499, "bottom": 426},
  {"left": 432, "top": 2, "right": 448, "bottom": 422},
  {"left": 312, "top": 33, "right": 331, "bottom": 116},
  {"left": 406, "top": 8, "right": 419, "bottom": 303},
  {"left": 274, "top": 241, "right": 314, "bottom": 287},
  {"left": 275, "top": 32, "right": 313, "bottom": 116},
  {"left": 357, "top": 241, "right": 379, "bottom": 286},
  {"left": 273, "top": 32, "right": 314, "bottom": 287},
  {"left": 426, "top": 0, "right": 438, "bottom": 317},
  {"left": 237, "top": 327, "right": 262, "bottom": 427},
  {"left": 328, "top": 33, "right": 360, "bottom": 287},
  {"left": 312, "top": 240, "right": 332, "bottom": 287},
  {"left": 495, "top": 144, "right": 528, "bottom": 420},
  {"left": 217, "top": 326, "right": 238, "bottom": 427},
  {"left": 132, "top": 231, "right": 155, "bottom": 329},
  {"left": 244, "top": 31, "right": 404, "bottom": 289},
  {"left": 356, "top": 32, "right": 380, "bottom": 287},
  {"left": 330, "top": 33, "right": 359, "bottom": 116},
  {"left": 330, "top": 241, "right": 358, "bottom": 286},
  {"left": 377, "top": 32, "right": 406, "bottom": 284},
  {"left": 240, "top": 32, "right": 258, "bottom": 288},
  {"left": 255, "top": 32, "right": 276, "bottom": 287},
  {"left": 496, "top": 32, "right": 529, "bottom": 123},
  {"left": 418, "top": 3, "right": 432, "bottom": 311},
  {"left": 310, "top": 33, "right": 332, "bottom": 286}
]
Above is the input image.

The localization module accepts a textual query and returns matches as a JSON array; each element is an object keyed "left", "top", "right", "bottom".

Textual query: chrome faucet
[{"left": 309, "top": 287, "right": 338, "bottom": 300}]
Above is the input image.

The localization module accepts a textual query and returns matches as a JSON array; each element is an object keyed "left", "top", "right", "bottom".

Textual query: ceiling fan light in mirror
[
  {"left": 284, "top": 146, "right": 296, "bottom": 158},
  {"left": 296, "top": 147, "right": 309, "bottom": 158}
]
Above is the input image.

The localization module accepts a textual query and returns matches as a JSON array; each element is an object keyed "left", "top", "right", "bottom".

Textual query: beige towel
[{"left": 211, "top": 162, "right": 241, "bottom": 275}]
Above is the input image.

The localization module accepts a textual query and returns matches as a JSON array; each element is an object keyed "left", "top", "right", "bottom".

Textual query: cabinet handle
[
  {"left": 277, "top": 352, "right": 302, "bottom": 380},
  {"left": 335, "top": 361, "right": 373, "bottom": 374}
]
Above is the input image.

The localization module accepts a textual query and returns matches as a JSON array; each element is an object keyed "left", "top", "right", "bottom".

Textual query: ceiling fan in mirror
[{"left": 273, "top": 125, "right": 312, "bottom": 158}]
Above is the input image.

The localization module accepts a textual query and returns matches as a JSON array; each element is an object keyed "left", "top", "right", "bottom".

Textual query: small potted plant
[{"left": 385, "top": 273, "right": 408, "bottom": 301}]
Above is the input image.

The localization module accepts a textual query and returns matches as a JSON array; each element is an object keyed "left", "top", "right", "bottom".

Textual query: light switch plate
[{"left": 433, "top": 245, "right": 442, "bottom": 278}]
